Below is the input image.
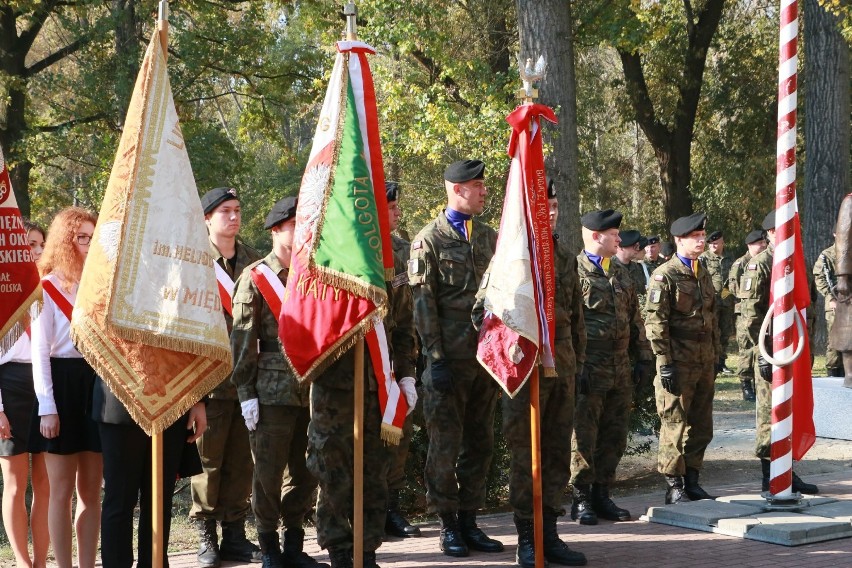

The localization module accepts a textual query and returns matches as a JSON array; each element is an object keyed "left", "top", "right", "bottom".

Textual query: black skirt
[
  {"left": 29, "top": 358, "right": 101, "bottom": 455},
  {"left": 0, "top": 362, "right": 37, "bottom": 456}
]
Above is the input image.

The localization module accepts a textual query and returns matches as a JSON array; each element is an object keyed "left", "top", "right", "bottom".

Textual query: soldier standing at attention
[
  {"left": 645, "top": 213, "right": 720, "bottom": 504},
  {"left": 813, "top": 238, "right": 843, "bottom": 377},
  {"left": 737, "top": 212, "right": 819, "bottom": 494},
  {"left": 383, "top": 181, "right": 422, "bottom": 539},
  {"left": 571, "top": 211, "right": 654, "bottom": 524},
  {"left": 408, "top": 160, "right": 501, "bottom": 558},
  {"left": 730, "top": 230, "right": 767, "bottom": 401},
  {"left": 700, "top": 231, "right": 735, "bottom": 374},
  {"left": 614, "top": 229, "right": 647, "bottom": 296},
  {"left": 640, "top": 236, "right": 665, "bottom": 287},
  {"left": 230, "top": 197, "right": 328, "bottom": 568},
  {"left": 192, "top": 187, "right": 263, "bottom": 567}
]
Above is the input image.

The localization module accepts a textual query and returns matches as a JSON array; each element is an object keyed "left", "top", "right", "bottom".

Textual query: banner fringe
[
  {"left": 381, "top": 423, "right": 402, "bottom": 446},
  {"left": 0, "top": 286, "right": 41, "bottom": 354}
]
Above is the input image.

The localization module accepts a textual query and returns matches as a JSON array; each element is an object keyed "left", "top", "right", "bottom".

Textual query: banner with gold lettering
[
  {"left": 70, "top": 30, "right": 232, "bottom": 435},
  {"left": 0, "top": 145, "right": 41, "bottom": 353}
]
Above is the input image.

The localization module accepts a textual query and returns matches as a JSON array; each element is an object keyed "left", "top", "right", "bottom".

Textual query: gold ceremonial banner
[{"left": 71, "top": 30, "right": 231, "bottom": 435}]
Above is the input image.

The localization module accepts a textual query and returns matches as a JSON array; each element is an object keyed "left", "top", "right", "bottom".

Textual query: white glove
[
  {"left": 399, "top": 377, "right": 417, "bottom": 416},
  {"left": 241, "top": 398, "right": 259, "bottom": 431}
]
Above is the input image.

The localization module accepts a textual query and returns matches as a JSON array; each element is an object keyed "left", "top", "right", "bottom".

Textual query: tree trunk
[
  {"left": 516, "top": 0, "right": 582, "bottom": 253},
  {"left": 112, "top": 0, "right": 141, "bottom": 125}
]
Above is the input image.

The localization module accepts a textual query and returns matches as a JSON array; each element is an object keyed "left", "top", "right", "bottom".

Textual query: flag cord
[{"left": 757, "top": 304, "right": 805, "bottom": 367}]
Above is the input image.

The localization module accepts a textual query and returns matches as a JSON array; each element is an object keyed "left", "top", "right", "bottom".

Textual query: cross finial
[{"left": 517, "top": 54, "right": 546, "bottom": 104}]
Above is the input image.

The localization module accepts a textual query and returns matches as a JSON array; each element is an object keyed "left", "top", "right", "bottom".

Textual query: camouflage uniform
[
  {"left": 814, "top": 245, "right": 842, "bottom": 374},
  {"left": 408, "top": 211, "right": 497, "bottom": 514},
  {"left": 191, "top": 240, "right": 262, "bottom": 523},
  {"left": 645, "top": 257, "right": 720, "bottom": 475},
  {"left": 730, "top": 252, "right": 755, "bottom": 385},
  {"left": 306, "top": 246, "right": 416, "bottom": 553},
  {"left": 572, "top": 254, "right": 652, "bottom": 487},
  {"left": 614, "top": 256, "right": 647, "bottom": 297},
  {"left": 700, "top": 249, "right": 735, "bottom": 355},
  {"left": 230, "top": 252, "right": 314, "bottom": 535},
  {"left": 640, "top": 256, "right": 665, "bottom": 283}
]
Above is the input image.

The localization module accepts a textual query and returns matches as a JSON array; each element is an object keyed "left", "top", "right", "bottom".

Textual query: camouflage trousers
[
  {"left": 825, "top": 309, "right": 843, "bottom": 373},
  {"left": 250, "top": 405, "right": 316, "bottom": 533},
  {"left": 503, "top": 372, "right": 573, "bottom": 519},
  {"left": 754, "top": 374, "right": 772, "bottom": 459},
  {"left": 387, "top": 385, "right": 421, "bottom": 492},
  {"left": 423, "top": 358, "right": 499, "bottom": 514},
  {"left": 190, "top": 398, "right": 253, "bottom": 522},
  {"left": 719, "top": 300, "right": 735, "bottom": 354},
  {"left": 307, "top": 375, "right": 392, "bottom": 552},
  {"left": 655, "top": 363, "right": 715, "bottom": 476},
  {"left": 735, "top": 317, "right": 755, "bottom": 382},
  {"left": 571, "top": 362, "right": 633, "bottom": 486}
]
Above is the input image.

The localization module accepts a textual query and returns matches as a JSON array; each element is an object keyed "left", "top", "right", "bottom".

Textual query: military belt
[
  {"left": 438, "top": 308, "right": 473, "bottom": 322},
  {"left": 259, "top": 340, "right": 280, "bottom": 353},
  {"left": 670, "top": 329, "right": 709, "bottom": 342},
  {"left": 586, "top": 337, "right": 629, "bottom": 351}
]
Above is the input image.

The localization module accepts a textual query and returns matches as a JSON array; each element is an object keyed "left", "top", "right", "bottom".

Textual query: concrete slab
[
  {"left": 813, "top": 376, "right": 852, "bottom": 440},
  {"left": 808, "top": 500, "right": 852, "bottom": 522},
  {"left": 644, "top": 500, "right": 758, "bottom": 531},
  {"left": 717, "top": 493, "right": 837, "bottom": 508},
  {"left": 743, "top": 511, "right": 852, "bottom": 546}
]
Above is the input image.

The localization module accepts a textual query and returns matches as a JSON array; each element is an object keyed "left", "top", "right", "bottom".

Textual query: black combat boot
[
  {"left": 282, "top": 527, "right": 330, "bottom": 567},
  {"left": 438, "top": 512, "right": 469, "bottom": 557},
  {"left": 363, "top": 550, "right": 381, "bottom": 568},
  {"left": 664, "top": 475, "right": 690, "bottom": 504},
  {"left": 760, "top": 458, "right": 771, "bottom": 491},
  {"left": 384, "top": 490, "right": 421, "bottom": 537},
  {"left": 327, "top": 547, "right": 352, "bottom": 568},
  {"left": 569, "top": 485, "right": 597, "bottom": 525},
  {"left": 458, "top": 509, "right": 504, "bottom": 552},
  {"left": 741, "top": 378, "right": 756, "bottom": 402},
  {"left": 542, "top": 510, "right": 587, "bottom": 566},
  {"left": 257, "top": 532, "right": 284, "bottom": 568},
  {"left": 195, "top": 519, "right": 221, "bottom": 568},
  {"left": 683, "top": 468, "right": 716, "bottom": 500},
  {"left": 220, "top": 519, "right": 262, "bottom": 563},
  {"left": 591, "top": 484, "right": 631, "bottom": 521},
  {"left": 792, "top": 471, "right": 819, "bottom": 494},
  {"left": 514, "top": 514, "right": 548, "bottom": 568},
  {"left": 827, "top": 366, "right": 844, "bottom": 378}
]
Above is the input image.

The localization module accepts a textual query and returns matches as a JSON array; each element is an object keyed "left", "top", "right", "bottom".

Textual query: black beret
[
  {"left": 745, "top": 230, "right": 766, "bottom": 245},
  {"left": 660, "top": 242, "right": 676, "bottom": 257},
  {"left": 444, "top": 160, "right": 485, "bottom": 183},
  {"left": 646, "top": 235, "right": 660, "bottom": 245},
  {"left": 386, "top": 181, "right": 400, "bottom": 203},
  {"left": 670, "top": 212, "right": 707, "bottom": 237},
  {"left": 580, "top": 209, "right": 623, "bottom": 231},
  {"left": 638, "top": 236, "right": 649, "bottom": 249},
  {"left": 761, "top": 211, "right": 775, "bottom": 231},
  {"left": 619, "top": 230, "right": 641, "bottom": 248},
  {"left": 201, "top": 186, "right": 239, "bottom": 215},
  {"left": 547, "top": 178, "right": 556, "bottom": 199},
  {"left": 264, "top": 196, "right": 298, "bottom": 229},
  {"left": 707, "top": 230, "right": 723, "bottom": 243}
]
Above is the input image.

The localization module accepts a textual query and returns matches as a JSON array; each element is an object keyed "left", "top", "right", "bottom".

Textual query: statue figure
[{"left": 830, "top": 193, "right": 852, "bottom": 388}]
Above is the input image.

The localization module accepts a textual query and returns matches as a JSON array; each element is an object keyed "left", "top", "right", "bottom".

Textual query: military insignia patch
[
  {"left": 744, "top": 277, "right": 753, "bottom": 291},
  {"left": 748, "top": 263, "right": 757, "bottom": 270},
  {"left": 408, "top": 258, "right": 424, "bottom": 275},
  {"left": 412, "top": 240, "right": 423, "bottom": 250},
  {"left": 654, "top": 274, "right": 664, "bottom": 281},
  {"left": 650, "top": 289, "right": 661, "bottom": 303},
  {"left": 392, "top": 272, "right": 409, "bottom": 288}
]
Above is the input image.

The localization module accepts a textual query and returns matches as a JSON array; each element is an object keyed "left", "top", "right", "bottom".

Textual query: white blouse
[{"left": 0, "top": 332, "right": 32, "bottom": 412}]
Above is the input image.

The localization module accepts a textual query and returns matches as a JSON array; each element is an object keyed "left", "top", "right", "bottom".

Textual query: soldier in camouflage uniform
[
  {"left": 572, "top": 213, "right": 654, "bottom": 525},
  {"left": 408, "top": 160, "right": 502, "bottom": 558},
  {"left": 813, "top": 242, "right": 843, "bottom": 377},
  {"left": 736, "top": 211, "right": 818, "bottom": 494},
  {"left": 640, "top": 235, "right": 665, "bottom": 285},
  {"left": 383, "top": 182, "right": 422, "bottom": 539},
  {"left": 645, "top": 213, "right": 720, "bottom": 504},
  {"left": 192, "top": 187, "right": 263, "bottom": 566},
  {"left": 700, "top": 231, "right": 735, "bottom": 373},
  {"left": 730, "top": 230, "right": 766, "bottom": 401},
  {"left": 230, "top": 198, "right": 327, "bottom": 568},
  {"left": 306, "top": 223, "right": 418, "bottom": 568},
  {"left": 472, "top": 181, "right": 587, "bottom": 567},
  {"left": 614, "top": 230, "right": 647, "bottom": 296}
]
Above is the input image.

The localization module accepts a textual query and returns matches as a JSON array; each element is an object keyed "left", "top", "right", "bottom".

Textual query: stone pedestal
[{"left": 813, "top": 377, "right": 852, "bottom": 441}]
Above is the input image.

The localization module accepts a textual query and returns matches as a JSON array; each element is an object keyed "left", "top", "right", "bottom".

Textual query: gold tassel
[{"left": 381, "top": 423, "right": 403, "bottom": 446}]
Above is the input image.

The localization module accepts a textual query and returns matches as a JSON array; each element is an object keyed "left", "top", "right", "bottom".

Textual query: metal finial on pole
[
  {"left": 158, "top": 0, "right": 169, "bottom": 60},
  {"left": 518, "top": 54, "right": 546, "bottom": 104},
  {"left": 344, "top": 2, "right": 357, "bottom": 40}
]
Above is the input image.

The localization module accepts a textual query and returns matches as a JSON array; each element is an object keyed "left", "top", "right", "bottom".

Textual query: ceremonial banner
[
  {"left": 71, "top": 31, "right": 232, "bottom": 435},
  {"left": 0, "top": 146, "right": 41, "bottom": 353},
  {"left": 477, "top": 104, "right": 557, "bottom": 398}
]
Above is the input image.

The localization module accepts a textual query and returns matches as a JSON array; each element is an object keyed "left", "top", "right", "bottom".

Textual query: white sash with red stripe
[
  {"left": 250, "top": 263, "right": 284, "bottom": 319},
  {"left": 365, "top": 319, "right": 408, "bottom": 445},
  {"left": 42, "top": 279, "right": 74, "bottom": 322},
  {"left": 215, "top": 262, "right": 234, "bottom": 316}
]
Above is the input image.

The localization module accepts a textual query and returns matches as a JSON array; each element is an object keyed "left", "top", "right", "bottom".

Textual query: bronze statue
[{"left": 831, "top": 193, "right": 852, "bottom": 388}]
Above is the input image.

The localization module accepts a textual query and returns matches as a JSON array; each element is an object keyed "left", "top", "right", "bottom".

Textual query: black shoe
[
  {"left": 257, "top": 532, "right": 284, "bottom": 568},
  {"left": 741, "top": 379, "right": 756, "bottom": 402},
  {"left": 683, "top": 468, "right": 716, "bottom": 500},
  {"left": 664, "top": 475, "right": 690, "bottom": 505},
  {"left": 363, "top": 550, "right": 381, "bottom": 568},
  {"left": 570, "top": 485, "right": 597, "bottom": 525},
  {"left": 827, "top": 366, "right": 844, "bottom": 378},
  {"left": 327, "top": 547, "right": 352, "bottom": 568},
  {"left": 220, "top": 520, "right": 262, "bottom": 563},
  {"left": 195, "top": 519, "right": 221, "bottom": 568},
  {"left": 514, "top": 514, "right": 549, "bottom": 568},
  {"left": 458, "top": 509, "right": 504, "bottom": 552},
  {"left": 282, "top": 527, "right": 330, "bottom": 567},
  {"left": 542, "top": 510, "right": 587, "bottom": 566},
  {"left": 591, "top": 484, "right": 631, "bottom": 521},
  {"left": 760, "top": 459, "right": 771, "bottom": 491},
  {"left": 792, "top": 471, "right": 819, "bottom": 494},
  {"left": 385, "top": 509, "right": 421, "bottom": 538},
  {"left": 439, "top": 513, "right": 469, "bottom": 557}
]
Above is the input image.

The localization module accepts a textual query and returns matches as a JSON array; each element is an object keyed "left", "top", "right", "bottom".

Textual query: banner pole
[
  {"left": 158, "top": 0, "right": 169, "bottom": 60},
  {"left": 530, "top": 367, "right": 544, "bottom": 568},
  {"left": 353, "top": 338, "right": 365, "bottom": 568},
  {"left": 152, "top": 433, "right": 164, "bottom": 568}
]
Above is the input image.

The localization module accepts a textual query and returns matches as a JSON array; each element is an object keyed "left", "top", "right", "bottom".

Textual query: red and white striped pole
[{"left": 769, "top": 0, "right": 798, "bottom": 498}]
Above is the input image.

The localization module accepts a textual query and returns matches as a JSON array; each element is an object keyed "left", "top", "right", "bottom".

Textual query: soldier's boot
[
  {"left": 591, "top": 484, "right": 631, "bottom": 521},
  {"left": 282, "top": 527, "right": 330, "bottom": 568},
  {"left": 542, "top": 510, "right": 587, "bottom": 566},
  {"left": 569, "top": 485, "right": 598, "bottom": 525},
  {"left": 362, "top": 551, "right": 381, "bottom": 568},
  {"left": 257, "top": 532, "right": 284, "bottom": 568},
  {"left": 683, "top": 468, "right": 716, "bottom": 501},
  {"left": 438, "top": 513, "right": 469, "bottom": 557},
  {"left": 740, "top": 378, "right": 756, "bottom": 402},
  {"left": 384, "top": 490, "right": 421, "bottom": 537},
  {"left": 220, "top": 519, "right": 262, "bottom": 563},
  {"left": 327, "top": 547, "right": 352, "bottom": 568},
  {"left": 664, "top": 475, "right": 691, "bottom": 505},
  {"left": 195, "top": 519, "right": 221, "bottom": 568},
  {"left": 792, "top": 472, "right": 819, "bottom": 494},
  {"left": 826, "top": 366, "right": 844, "bottom": 378},
  {"left": 513, "top": 515, "right": 548, "bottom": 568},
  {"left": 760, "top": 458, "right": 771, "bottom": 491},
  {"left": 458, "top": 510, "right": 504, "bottom": 553}
]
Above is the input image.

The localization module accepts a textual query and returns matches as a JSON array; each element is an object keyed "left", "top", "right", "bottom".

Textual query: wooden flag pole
[
  {"left": 353, "top": 338, "right": 365, "bottom": 568},
  {"left": 158, "top": 0, "right": 169, "bottom": 59},
  {"left": 529, "top": 367, "right": 544, "bottom": 568}
]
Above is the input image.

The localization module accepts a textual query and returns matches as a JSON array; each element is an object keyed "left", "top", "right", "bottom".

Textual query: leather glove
[
  {"left": 399, "top": 376, "right": 418, "bottom": 416},
  {"left": 632, "top": 360, "right": 654, "bottom": 389},
  {"left": 240, "top": 398, "right": 259, "bottom": 431},
  {"left": 430, "top": 360, "right": 453, "bottom": 394},
  {"left": 659, "top": 364, "right": 680, "bottom": 396},
  {"left": 575, "top": 365, "right": 591, "bottom": 396},
  {"left": 757, "top": 355, "right": 773, "bottom": 382},
  {"left": 837, "top": 274, "right": 850, "bottom": 302}
]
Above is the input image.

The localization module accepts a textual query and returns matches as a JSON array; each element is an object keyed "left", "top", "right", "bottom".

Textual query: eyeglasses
[{"left": 76, "top": 235, "right": 92, "bottom": 245}]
